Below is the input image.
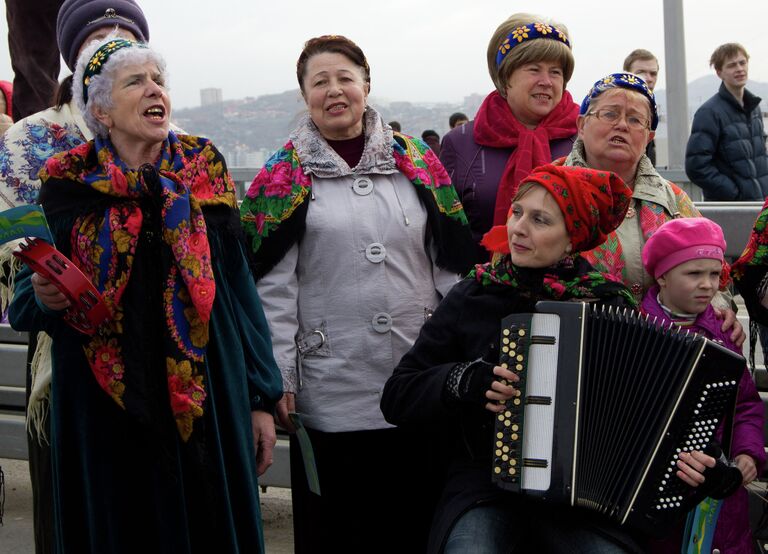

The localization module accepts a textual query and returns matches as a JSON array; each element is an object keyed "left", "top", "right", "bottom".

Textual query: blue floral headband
[
  {"left": 495, "top": 22, "right": 571, "bottom": 68},
  {"left": 579, "top": 73, "right": 659, "bottom": 130}
]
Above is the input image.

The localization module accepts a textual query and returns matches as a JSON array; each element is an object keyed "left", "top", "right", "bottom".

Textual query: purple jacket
[
  {"left": 439, "top": 120, "right": 576, "bottom": 262},
  {"left": 642, "top": 287, "right": 765, "bottom": 553}
]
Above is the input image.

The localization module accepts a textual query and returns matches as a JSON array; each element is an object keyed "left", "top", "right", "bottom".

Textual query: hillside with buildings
[{"left": 174, "top": 76, "right": 767, "bottom": 171}]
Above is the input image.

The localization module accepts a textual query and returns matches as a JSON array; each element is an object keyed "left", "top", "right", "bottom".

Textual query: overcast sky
[{"left": 1, "top": 0, "right": 767, "bottom": 110}]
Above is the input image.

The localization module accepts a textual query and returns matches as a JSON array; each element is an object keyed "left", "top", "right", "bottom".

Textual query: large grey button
[
  {"left": 372, "top": 312, "right": 392, "bottom": 333},
  {"left": 352, "top": 176, "right": 374, "bottom": 196},
  {"left": 365, "top": 243, "right": 386, "bottom": 263}
]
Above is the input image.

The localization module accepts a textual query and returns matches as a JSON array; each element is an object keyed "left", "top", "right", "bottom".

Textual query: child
[{"left": 642, "top": 217, "right": 765, "bottom": 553}]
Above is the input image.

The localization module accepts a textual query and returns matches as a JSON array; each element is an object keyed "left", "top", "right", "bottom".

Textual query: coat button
[
  {"left": 352, "top": 176, "right": 374, "bottom": 196},
  {"left": 365, "top": 243, "right": 386, "bottom": 263},
  {"left": 631, "top": 283, "right": 643, "bottom": 296},
  {"left": 372, "top": 312, "right": 392, "bottom": 333}
]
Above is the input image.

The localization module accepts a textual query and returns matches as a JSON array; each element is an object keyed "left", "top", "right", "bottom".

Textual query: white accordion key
[{"left": 521, "top": 313, "right": 560, "bottom": 491}]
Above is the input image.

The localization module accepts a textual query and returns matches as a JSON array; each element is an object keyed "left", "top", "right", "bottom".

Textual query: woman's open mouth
[{"left": 144, "top": 105, "right": 166, "bottom": 121}]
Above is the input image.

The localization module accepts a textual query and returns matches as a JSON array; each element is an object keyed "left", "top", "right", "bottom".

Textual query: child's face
[{"left": 658, "top": 258, "right": 722, "bottom": 314}]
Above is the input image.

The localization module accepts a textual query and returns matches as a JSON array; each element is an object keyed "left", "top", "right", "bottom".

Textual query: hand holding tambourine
[{"left": 1, "top": 206, "right": 110, "bottom": 335}]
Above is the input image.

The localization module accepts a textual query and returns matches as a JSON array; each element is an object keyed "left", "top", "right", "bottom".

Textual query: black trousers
[
  {"left": 290, "top": 426, "right": 442, "bottom": 554},
  {"left": 5, "top": 0, "right": 63, "bottom": 120}
]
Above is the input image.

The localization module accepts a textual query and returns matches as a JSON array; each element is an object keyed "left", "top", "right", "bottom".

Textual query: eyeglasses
[{"left": 585, "top": 108, "right": 650, "bottom": 131}]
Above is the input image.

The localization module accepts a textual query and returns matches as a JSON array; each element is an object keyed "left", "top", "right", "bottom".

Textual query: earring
[{"left": 565, "top": 244, "right": 573, "bottom": 254}]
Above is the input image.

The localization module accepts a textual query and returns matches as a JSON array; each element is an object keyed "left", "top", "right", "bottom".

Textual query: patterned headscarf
[
  {"left": 580, "top": 72, "right": 659, "bottom": 130},
  {"left": 480, "top": 164, "right": 631, "bottom": 254}
]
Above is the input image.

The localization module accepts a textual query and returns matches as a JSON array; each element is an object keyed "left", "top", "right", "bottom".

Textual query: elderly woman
[
  {"left": 440, "top": 13, "right": 579, "bottom": 262},
  {"left": 0, "top": 3, "right": 149, "bottom": 553},
  {"left": 562, "top": 73, "right": 743, "bottom": 342},
  {"left": 240, "top": 35, "right": 474, "bottom": 552},
  {"left": 381, "top": 165, "right": 657, "bottom": 553},
  {"left": 9, "top": 36, "right": 282, "bottom": 553}
]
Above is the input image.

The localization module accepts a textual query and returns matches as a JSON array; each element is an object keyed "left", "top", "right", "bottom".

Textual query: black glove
[
  {"left": 700, "top": 444, "right": 744, "bottom": 499},
  {"left": 444, "top": 358, "right": 496, "bottom": 405}
]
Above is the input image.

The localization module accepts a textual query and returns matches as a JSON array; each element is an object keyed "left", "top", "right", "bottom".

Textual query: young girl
[{"left": 641, "top": 217, "right": 765, "bottom": 553}]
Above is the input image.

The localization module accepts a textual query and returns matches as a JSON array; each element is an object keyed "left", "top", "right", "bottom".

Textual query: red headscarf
[
  {"left": 0, "top": 81, "right": 13, "bottom": 119},
  {"left": 473, "top": 90, "right": 579, "bottom": 225},
  {"left": 481, "top": 164, "right": 631, "bottom": 255}
]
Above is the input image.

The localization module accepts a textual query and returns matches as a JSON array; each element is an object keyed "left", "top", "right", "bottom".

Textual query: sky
[{"left": 0, "top": 0, "right": 767, "bottom": 110}]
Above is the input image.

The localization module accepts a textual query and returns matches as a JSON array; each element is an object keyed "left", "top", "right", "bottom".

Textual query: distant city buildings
[{"left": 200, "top": 88, "right": 223, "bottom": 106}]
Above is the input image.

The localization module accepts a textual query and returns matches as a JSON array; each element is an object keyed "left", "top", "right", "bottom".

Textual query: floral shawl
[
  {"left": 470, "top": 254, "right": 636, "bottom": 306},
  {"left": 40, "top": 132, "right": 237, "bottom": 441},
  {"left": 240, "top": 109, "right": 475, "bottom": 278}
]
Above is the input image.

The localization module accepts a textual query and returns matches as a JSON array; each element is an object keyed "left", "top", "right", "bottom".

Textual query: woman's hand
[
  {"left": 735, "top": 454, "right": 758, "bottom": 485},
  {"left": 714, "top": 308, "right": 745, "bottom": 347},
  {"left": 251, "top": 410, "right": 277, "bottom": 476},
  {"left": 676, "top": 450, "right": 716, "bottom": 487},
  {"left": 275, "top": 392, "right": 297, "bottom": 433},
  {"left": 31, "top": 272, "right": 70, "bottom": 311},
  {"left": 484, "top": 366, "right": 519, "bottom": 414}
]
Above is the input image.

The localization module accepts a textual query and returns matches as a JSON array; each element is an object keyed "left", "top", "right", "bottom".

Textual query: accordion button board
[{"left": 491, "top": 301, "right": 744, "bottom": 536}]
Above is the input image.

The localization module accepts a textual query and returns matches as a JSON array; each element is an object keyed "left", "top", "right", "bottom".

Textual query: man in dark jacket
[{"left": 685, "top": 43, "right": 768, "bottom": 200}]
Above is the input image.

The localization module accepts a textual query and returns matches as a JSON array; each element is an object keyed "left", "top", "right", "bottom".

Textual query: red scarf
[{"left": 473, "top": 90, "right": 579, "bottom": 225}]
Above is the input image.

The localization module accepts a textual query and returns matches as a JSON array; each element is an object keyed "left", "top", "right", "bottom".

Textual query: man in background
[
  {"left": 623, "top": 49, "right": 659, "bottom": 165},
  {"left": 449, "top": 112, "right": 468, "bottom": 129},
  {"left": 685, "top": 43, "right": 768, "bottom": 200}
]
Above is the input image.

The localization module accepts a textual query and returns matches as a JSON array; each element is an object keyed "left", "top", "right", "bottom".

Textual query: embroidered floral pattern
[
  {"left": 469, "top": 255, "right": 636, "bottom": 306},
  {"left": 580, "top": 72, "right": 658, "bottom": 129},
  {"left": 42, "top": 132, "right": 235, "bottom": 441},
  {"left": 495, "top": 22, "right": 571, "bottom": 67},
  {"left": 240, "top": 119, "right": 467, "bottom": 255},
  {"left": 732, "top": 197, "right": 768, "bottom": 280},
  {"left": 0, "top": 118, "right": 86, "bottom": 207}
]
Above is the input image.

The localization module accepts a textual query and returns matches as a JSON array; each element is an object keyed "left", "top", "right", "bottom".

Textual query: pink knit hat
[{"left": 642, "top": 218, "right": 726, "bottom": 279}]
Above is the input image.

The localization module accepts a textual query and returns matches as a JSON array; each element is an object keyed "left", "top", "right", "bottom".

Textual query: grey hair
[{"left": 72, "top": 34, "right": 168, "bottom": 138}]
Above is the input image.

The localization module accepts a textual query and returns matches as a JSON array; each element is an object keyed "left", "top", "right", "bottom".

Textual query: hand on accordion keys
[
  {"left": 444, "top": 358, "right": 519, "bottom": 413},
  {"left": 676, "top": 445, "right": 744, "bottom": 499}
]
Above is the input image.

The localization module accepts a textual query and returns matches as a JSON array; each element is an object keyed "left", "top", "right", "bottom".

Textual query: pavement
[{"left": 0, "top": 458, "right": 294, "bottom": 554}]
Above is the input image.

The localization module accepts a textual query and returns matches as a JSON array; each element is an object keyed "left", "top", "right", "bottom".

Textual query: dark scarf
[
  {"left": 469, "top": 254, "right": 636, "bottom": 306},
  {"left": 473, "top": 90, "right": 579, "bottom": 225},
  {"left": 40, "top": 132, "right": 238, "bottom": 441}
]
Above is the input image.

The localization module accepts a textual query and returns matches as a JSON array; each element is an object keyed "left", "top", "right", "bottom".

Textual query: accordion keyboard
[{"left": 493, "top": 313, "right": 561, "bottom": 492}]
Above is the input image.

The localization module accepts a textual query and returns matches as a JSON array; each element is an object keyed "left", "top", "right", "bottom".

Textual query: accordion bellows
[{"left": 492, "top": 301, "right": 743, "bottom": 536}]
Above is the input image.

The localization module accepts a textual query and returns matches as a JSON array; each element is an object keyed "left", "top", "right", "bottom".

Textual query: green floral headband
[{"left": 82, "top": 38, "right": 146, "bottom": 104}]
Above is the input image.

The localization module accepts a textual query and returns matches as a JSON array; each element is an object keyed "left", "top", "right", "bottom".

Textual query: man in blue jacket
[{"left": 685, "top": 43, "right": 768, "bottom": 200}]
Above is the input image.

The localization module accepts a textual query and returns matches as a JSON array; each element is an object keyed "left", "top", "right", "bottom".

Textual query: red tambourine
[{"left": 13, "top": 238, "right": 111, "bottom": 335}]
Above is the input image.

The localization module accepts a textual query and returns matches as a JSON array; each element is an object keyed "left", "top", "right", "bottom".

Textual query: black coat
[
  {"left": 380, "top": 261, "right": 641, "bottom": 553},
  {"left": 685, "top": 83, "right": 768, "bottom": 200}
]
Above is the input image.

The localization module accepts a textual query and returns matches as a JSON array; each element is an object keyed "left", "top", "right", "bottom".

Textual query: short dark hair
[
  {"left": 623, "top": 49, "right": 658, "bottom": 72},
  {"left": 388, "top": 121, "right": 401, "bottom": 132},
  {"left": 296, "top": 35, "right": 370, "bottom": 93},
  {"left": 710, "top": 43, "right": 749, "bottom": 71},
  {"left": 449, "top": 112, "right": 468, "bottom": 128},
  {"left": 421, "top": 129, "right": 439, "bottom": 141}
]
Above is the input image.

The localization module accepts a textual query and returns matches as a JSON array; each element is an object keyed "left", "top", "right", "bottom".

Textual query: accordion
[{"left": 491, "top": 301, "right": 744, "bottom": 536}]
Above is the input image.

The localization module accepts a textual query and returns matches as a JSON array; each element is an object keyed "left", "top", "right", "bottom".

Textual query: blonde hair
[{"left": 486, "top": 13, "right": 574, "bottom": 95}]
